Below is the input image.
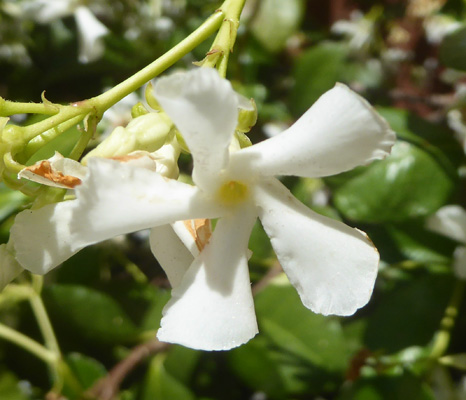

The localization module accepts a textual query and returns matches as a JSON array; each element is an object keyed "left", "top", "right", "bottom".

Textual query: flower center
[{"left": 217, "top": 180, "right": 249, "bottom": 206}]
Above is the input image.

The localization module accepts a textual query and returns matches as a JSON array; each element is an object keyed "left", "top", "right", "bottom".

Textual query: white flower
[
  {"left": 331, "top": 10, "right": 375, "bottom": 53},
  {"left": 423, "top": 14, "right": 461, "bottom": 45},
  {"left": 10, "top": 68, "right": 396, "bottom": 350},
  {"left": 426, "top": 205, "right": 466, "bottom": 280},
  {"left": 20, "top": 0, "right": 109, "bottom": 63}
]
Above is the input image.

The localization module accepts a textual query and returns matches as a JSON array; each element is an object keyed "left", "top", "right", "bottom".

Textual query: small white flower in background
[
  {"left": 10, "top": 68, "right": 395, "bottom": 351},
  {"left": 426, "top": 206, "right": 466, "bottom": 280},
  {"left": 423, "top": 14, "right": 461, "bottom": 45},
  {"left": 20, "top": 0, "right": 109, "bottom": 63},
  {"left": 331, "top": 10, "right": 375, "bottom": 53}
]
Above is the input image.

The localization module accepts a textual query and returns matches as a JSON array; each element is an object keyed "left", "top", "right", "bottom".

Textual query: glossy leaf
[
  {"left": 43, "top": 284, "right": 141, "bottom": 344},
  {"left": 66, "top": 352, "right": 107, "bottom": 390},
  {"left": 330, "top": 141, "right": 456, "bottom": 223},
  {"left": 140, "top": 353, "right": 195, "bottom": 400}
]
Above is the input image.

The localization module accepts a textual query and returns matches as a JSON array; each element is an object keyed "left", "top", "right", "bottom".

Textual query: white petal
[
  {"left": 10, "top": 200, "right": 80, "bottom": 275},
  {"left": 70, "top": 158, "right": 226, "bottom": 250},
  {"left": 154, "top": 68, "right": 239, "bottom": 192},
  {"left": 157, "top": 207, "right": 259, "bottom": 350},
  {"left": 453, "top": 246, "right": 466, "bottom": 280},
  {"left": 74, "top": 6, "right": 108, "bottom": 63},
  {"left": 230, "top": 84, "right": 396, "bottom": 179},
  {"left": 22, "top": 0, "right": 74, "bottom": 23},
  {"left": 18, "top": 152, "right": 87, "bottom": 189},
  {"left": 426, "top": 205, "right": 466, "bottom": 244},
  {"left": 255, "top": 178, "right": 379, "bottom": 316},
  {"left": 0, "top": 243, "right": 23, "bottom": 290},
  {"left": 149, "top": 225, "right": 194, "bottom": 288}
]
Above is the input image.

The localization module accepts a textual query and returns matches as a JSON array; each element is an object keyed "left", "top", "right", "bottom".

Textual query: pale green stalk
[
  {"left": 429, "top": 280, "right": 465, "bottom": 360},
  {"left": 0, "top": 322, "right": 57, "bottom": 364}
]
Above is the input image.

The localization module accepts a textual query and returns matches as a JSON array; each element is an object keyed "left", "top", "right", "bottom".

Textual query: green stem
[
  {"left": 68, "top": 115, "right": 97, "bottom": 161},
  {"left": 205, "top": 0, "right": 246, "bottom": 77},
  {"left": 429, "top": 280, "right": 465, "bottom": 360},
  {"left": 0, "top": 99, "right": 59, "bottom": 117},
  {"left": 23, "top": 106, "right": 89, "bottom": 143},
  {"left": 29, "top": 276, "right": 61, "bottom": 357},
  {"left": 0, "top": 322, "right": 57, "bottom": 365},
  {"left": 21, "top": 114, "right": 85, "bottom": 161},
  {"left": 88, "top": 8, "right": 226, "bottom": 113}
]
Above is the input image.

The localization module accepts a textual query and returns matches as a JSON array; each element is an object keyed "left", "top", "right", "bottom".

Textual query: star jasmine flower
[
  {"left": 11, "top": 68, "right": 396, "bottom": 350},
  {"left": 426, "top": 205, "right": 466, "bottom": 280},
  {"left": 20, "top": 0, "right": 109, "bottom": 63}
]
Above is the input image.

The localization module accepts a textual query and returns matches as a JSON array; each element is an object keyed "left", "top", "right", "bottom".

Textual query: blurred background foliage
[{"left": 1, "top": 0, "right": 466, "bottom": 399}]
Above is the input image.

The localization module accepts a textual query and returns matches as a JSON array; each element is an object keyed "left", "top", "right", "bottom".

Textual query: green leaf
[
  {"left": 385, "top": 223, "right": 457, "bottom": 265},
  {"left": 0, "top": 370, "right": 32, "bottom": 400},
  {"left": 291, "top": 42, "right": 350, "bottom": 116},
  {"left": 163, "top": 346, "right": 200, "bottom": 385},
  {"left": 255, "top": 281, "right": 349, "bottom": 370},
  {"left": 0, "top": 184, "right": 27, "bottom": 223},
  {"left": 229, "top": 336, "right": 287, "bottom": 398},
  {"left": 66, "top": 352, "right": 107, "bottom": 390},
  {"left": 440, "top": 25, "right": 466, "bottom": 71},
  {"left": 43, "top": 284, "right": 141, "bottom": 344},
  {"left": 338, "top": 370, "right": 435, "bottom": 400},
  {"left": 229, "top": 280, "right": 350, "bottom": 398},
  {"left": 140, "top": 353, "right": 195, "bottom": 400},
  {"left": 364, "top": 271, "right": 454, "bottom": 353},
  {"left": 329, "top": 141, "right": 456, "bottom": 223}
]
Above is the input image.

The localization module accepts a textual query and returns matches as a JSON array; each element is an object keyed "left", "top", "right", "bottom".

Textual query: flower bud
[
  {"left": 145, "top": 82, "right": 162, "bottom": 111},
  {"left": 236, "top": 97, "right": 257, "bottom": 133},
  {"left": 131, "top": 102, "right": 149, "bottom": 118},
  {"left": 83, "top": 112, "right": 173, "bottom": 163}
]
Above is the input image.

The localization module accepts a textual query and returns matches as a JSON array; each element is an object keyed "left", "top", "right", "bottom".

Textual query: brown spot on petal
[
  {"left": 110, "top": 154, "right": 145, "bottom": 162},
  {"left": 24, "top": 161, "right": 82, "bottom": 188},
  {"left": 183, "top": 219, "right": 212, "bottom": 252}
]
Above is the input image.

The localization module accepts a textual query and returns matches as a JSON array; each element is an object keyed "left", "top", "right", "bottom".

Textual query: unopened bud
[
  {"left": 145, "top": 82, "right": 162, "bottom": 111},
  {"left": 83, "top": 112, "right": 173, "bottom": 163},
  {"left": 236, "top": 97, "right": 257, "bottom": 133},
  {"left": 131, "top": 102, "right": 149, "bottom": 118}
]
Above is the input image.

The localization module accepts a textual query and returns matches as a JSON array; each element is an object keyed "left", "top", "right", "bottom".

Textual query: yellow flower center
[{"left": 217, "top": 180, "right": 249, "bottom": 206}]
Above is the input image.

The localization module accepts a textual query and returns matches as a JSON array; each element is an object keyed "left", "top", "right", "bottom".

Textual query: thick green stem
[
  {"left": 429, "top": 280, "right": 465, "bottom": 360},
  {"left": 22, "top": 106, "right": 89, "bottom": 143},
  {"left": 205, "top": 0, "right": 246, "bottom": 77},
  {"left": 0, "top": 322, "right": 57, "bottom": 365},
  {"left": 88, "top": 8, "right": 226, "bottom": 113},
  {"left": 0, "top": 99, "right": 59, "bottom": 117}
]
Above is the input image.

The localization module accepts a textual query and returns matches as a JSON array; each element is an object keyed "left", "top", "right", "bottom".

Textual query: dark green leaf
[
  {"left": 364, "top": 271, "right": 454, "bottom": 353},
  {"left": 330, "top": 141, "right": 456, "bottom": 223},
  {"left": 440, "top": 25, "right": 466, "bottom": 71},
  {"left": 338, "top": 370, "right": 435, "bottom": 400},
  {"left": 66, "top": 352, "right": 107, "bottom": 390},
  {"left": 291, "top": 42, "right": 350, "bottom": 116},
  {"left": 140, "top": 354, "right": 195, "bottom": 400},
  {"left": 43, "top": 284, "right": 141, "bottom": 344}
]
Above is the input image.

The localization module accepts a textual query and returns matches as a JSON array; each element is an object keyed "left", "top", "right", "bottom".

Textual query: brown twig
[
  {"left": 86, "top": 339, "right": 170, "bottom": 400},
  {"left": 251, "top": 262, "right": 283, "bottom": 297}
]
